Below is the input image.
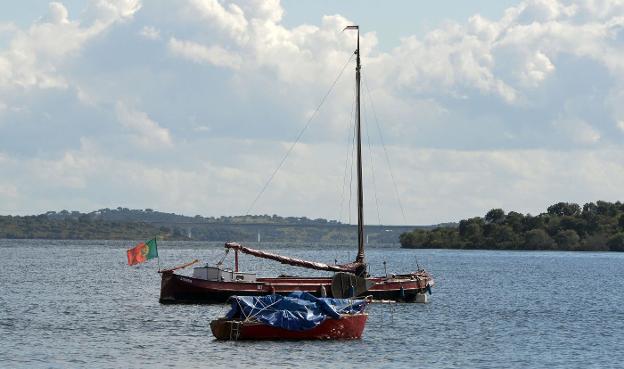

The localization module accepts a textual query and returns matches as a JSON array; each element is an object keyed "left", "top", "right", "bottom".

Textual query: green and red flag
[{"left": 127, "top": 238, "right": 158, "bottom": 266}]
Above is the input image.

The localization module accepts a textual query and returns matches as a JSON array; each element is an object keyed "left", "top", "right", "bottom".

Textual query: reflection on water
[{"left": 1, "top": 240, "right": 623, "bottom": 368}]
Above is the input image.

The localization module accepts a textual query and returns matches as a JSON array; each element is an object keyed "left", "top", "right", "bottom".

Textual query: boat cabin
[{"left": 192, "top": 265, "right": 256, "bottom": 283}]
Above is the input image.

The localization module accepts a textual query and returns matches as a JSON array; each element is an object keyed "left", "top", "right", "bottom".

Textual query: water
[{"left": 1, "top": 240, "right": 623, "bottom": 369}]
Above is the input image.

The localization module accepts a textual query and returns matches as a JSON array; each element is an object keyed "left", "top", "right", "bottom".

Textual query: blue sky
[{"left": 1, "top": 0, "right": 624, "bottom": 225}]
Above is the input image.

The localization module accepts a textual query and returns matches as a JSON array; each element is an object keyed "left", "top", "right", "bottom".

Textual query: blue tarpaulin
[{"left": 225, "top": 291, "right": 367, "bottom": 331}]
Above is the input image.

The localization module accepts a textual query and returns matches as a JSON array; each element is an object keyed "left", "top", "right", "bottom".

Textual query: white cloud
[
  {"left": 84, "top": 0, "right": 142, "bottom": 24},
  {"left": 168, "top": 37, "right": 242, "bottom": 69},
  {"left": 3, "top": 139, "right": 624, "bottom": 223},
  {"left": 170, "top": 0, "right": 624, "bottom": 114},
  {"left": 0, "top": 183, "right": 18, "bottom": 198},
  {"left": 0, "top": 22, "right": 18, "bottom": 34},
  {"left": 75, "top": 86, "right": 97, "bottom": 106},
  {"left": 139, "top": 25, "right": 160, "bottom": 40},
  {"left": 115, "top": 102, "right": 173, "bottom": 148},
  {"left": 4, "top": 0, "right": 624, "bottom": 222},
  {"left": 42, "top": 2, "right": 70, "bottom": 24},
  {"left": 515, "top": 0, "right": 578, "bottom": 22},
  {"left": 0, "top": 0, "right": 141, "bottom": 91},
  {"left": 31, "top": 150, "right": 92, "bottom": 189},
  {"left": 240, "top": 0, "right": 283, "bottom": 23},
  {"left": 553, "top": 117, "right": 601, "bottom": 145},
  {"left": 176, "top": 2, "right": 373, "bottom": 86},
  {"left": 519, "top": 51, "right": 556, "bottom": 87},
  {"left": 185, "top": 0, "right": 248, "bottom": 44}
]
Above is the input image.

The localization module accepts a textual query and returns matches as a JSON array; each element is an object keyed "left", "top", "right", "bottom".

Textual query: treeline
[
  {"left": 0, "top": 215, "right": 187, "bottom": 240},
  {"left": 0, "top": 208, "right": 419, "bottom": 243},
  {"left": 400, "top": 201, "right": 624, "bottom": 252},
  {"left": 45, "top": 208, "right": 343, "bottom": 225}
]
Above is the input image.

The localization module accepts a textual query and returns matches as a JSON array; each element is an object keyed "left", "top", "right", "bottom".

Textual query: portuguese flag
[{"left": 127, "top": 238, "right": 158, "bottom": 266}]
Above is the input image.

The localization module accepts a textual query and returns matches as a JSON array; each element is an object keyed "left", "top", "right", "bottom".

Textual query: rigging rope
[
  {"left": 245, "top": 53, "right": 356, "bottom": 215},
  {"left": 338, "top": 81, "right": 357, "bottom": 224},
  {"left": 216, "top": 247, "right": 230, "bottom": 266},
  {"left": 363, "top": 75, "right": 408, "bottom": 225},
  {"left": 347, "top": 116, "right": 357, "bottom": 224},
  {"left": 361, "top": 86, "right": 383, "bottom": 226},
  {"left": 362, "top": 75, "right": 420, "bottom": 267}
]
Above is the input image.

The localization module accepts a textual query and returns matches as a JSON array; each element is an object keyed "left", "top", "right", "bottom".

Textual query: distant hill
[
  {"left": 0, "top": 208, "right": 438, "bottom": 243},
  {"left": 44, "top": 208, "right": 345, "bottom": 226},
  {"left": 0, "top": 213, "right": 174, "bottom": 240},
  {"left": 400, "top": 201, "right": 624, "bottom": 252}
]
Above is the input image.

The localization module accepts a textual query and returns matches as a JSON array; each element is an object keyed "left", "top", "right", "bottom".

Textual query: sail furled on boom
[{"left": 225, "top": 242, "right": 362, "bottom": 273}]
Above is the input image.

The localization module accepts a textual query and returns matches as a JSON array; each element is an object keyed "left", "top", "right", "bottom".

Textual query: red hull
[
  {"left": 160, "top": 271, "right": 433, "bottom": 303},
  {"left": 210, "top": 314, "right": 368, "bottom": 340}
]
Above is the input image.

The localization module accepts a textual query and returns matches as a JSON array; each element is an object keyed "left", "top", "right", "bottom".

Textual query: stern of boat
[{"left": 159, "top": 270, "right": 176, "bottom": 304}]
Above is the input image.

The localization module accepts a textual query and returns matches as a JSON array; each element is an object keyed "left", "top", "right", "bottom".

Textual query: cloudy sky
[{"left": 1, "top": 0, "right": 624, "bottom": 225}]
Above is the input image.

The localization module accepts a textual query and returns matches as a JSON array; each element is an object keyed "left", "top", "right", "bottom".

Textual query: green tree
[
  {"left": 459, "top": 217, "right": 484, "bottom": 248},
  {"left": 582, "top": 233, "right": 609, "bottom": 251},
  {"left": 607, "top": 233, "right": 624, "bottom": 251},
  {"left": 400, "top": 230, "right": 428, "bottom": 248},
  {"left": 424, "top": 228, "right": 458, "bottom": 248},
  {"left": 523, "top": 214, "right": 545, "bottom": 231},
  {"left": 505, "top": 211, "right": 525, "bottom": 233},
  {"left": 554, "top": 229, "right": 580, "bottom": 250},
  {"left": 523, "top": 229, "right": 556, "bottom": 250},
  {"left": 485, "top": 224, "right": 521, "bottom": 249},
  {"left": 547, "top": 202, "right": 581, "bottom": 217},
  {"left": 596, "top": 200, "right": 618, "bottom": 217},
  {"left": 485, "top": 209, "right": 505, "bottom": 224},
  {"left": 559, "top": 216, "right": 587, "bottom": 237},
  {"left": 582, "top": 202, "right": 598, "bottom": 217}
]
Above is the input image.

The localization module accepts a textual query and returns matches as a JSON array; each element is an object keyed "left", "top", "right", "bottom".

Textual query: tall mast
[{"left": 345, "top": 25, "right": 365, "bottom": 266}]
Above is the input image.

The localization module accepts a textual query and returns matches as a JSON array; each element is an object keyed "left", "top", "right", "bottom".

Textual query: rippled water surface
[{"left": 1, "top": 240, "right": 623, "bottom": 368}]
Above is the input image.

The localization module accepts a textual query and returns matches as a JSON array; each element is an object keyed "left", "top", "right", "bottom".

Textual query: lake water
[{"left": 1, "top": 239, "right": 623, "bottom": 369}]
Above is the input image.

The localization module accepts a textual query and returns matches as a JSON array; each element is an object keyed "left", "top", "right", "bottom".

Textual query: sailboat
[{"left": 159, "top": 26, "right": 434, "bottom": 304}]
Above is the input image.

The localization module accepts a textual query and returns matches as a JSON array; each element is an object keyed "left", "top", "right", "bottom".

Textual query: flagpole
[{"left": 156, "top": 236, "right": 161, "bottom": 272}]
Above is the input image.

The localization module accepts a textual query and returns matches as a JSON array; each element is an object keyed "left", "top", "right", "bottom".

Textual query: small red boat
[
  {"left": 210, "top": 314, "right": 367, "bottom": 340},
  {"left": 210, "top": 292, "right": 369, "bottom": 340}
]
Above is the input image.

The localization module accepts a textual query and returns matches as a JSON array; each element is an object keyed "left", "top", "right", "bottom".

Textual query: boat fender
[
  {"left": 426, "top": 284, "right": 432, "bottom": 295},
  {"left": 348, "top": 285, "right": 355, "bottom": 298},
  {"left": 399, "top": 285, "right": 405, "bottom": 299},
  {"left": 319, "top": 285, "right": 327, "bottom": 297}
]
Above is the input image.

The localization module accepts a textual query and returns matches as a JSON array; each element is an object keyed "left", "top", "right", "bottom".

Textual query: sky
[{"left": 1, "top": 0, "right": 624, "bottom": 225}]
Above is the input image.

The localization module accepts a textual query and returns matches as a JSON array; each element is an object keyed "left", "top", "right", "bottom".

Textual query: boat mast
[{"left": 346, "top": 25, "right": 365, "bottom": 266}]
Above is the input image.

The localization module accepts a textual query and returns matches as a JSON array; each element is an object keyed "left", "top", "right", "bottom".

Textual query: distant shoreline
[
  {"left": 400, "top": 201, "right": 624, "bottom": 252},
  {"left": 0, "top": 208, "right": 439, "bottom": 244},
  {"left": 0, "top": 238, "right": 619, "bottom": 253},
  {"left": 9, "top": 202, "right": 624, "bottom": 252}
]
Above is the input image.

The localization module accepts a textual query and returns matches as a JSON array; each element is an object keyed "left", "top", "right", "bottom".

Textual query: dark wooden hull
[
  {"left": 159, "top": 270, "right": 432, "bottom": 304},
  {"left": 210, "top": 314, "right": 368, "bottom": 340}
]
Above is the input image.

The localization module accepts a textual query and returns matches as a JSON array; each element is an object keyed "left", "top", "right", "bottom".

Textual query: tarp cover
[{"left": 225, "top": 292, "right": 367, "bottom": 331}]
